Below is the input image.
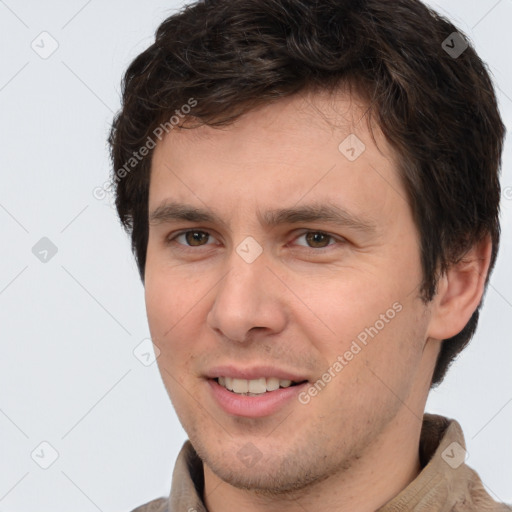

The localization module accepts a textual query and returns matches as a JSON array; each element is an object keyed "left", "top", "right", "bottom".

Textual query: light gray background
[{"left": 0, "top": 0, "right": 511, "bottom": 510}]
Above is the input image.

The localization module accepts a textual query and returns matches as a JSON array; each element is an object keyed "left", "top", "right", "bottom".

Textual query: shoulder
[
  {"left": 466, "top": 478, "right": 512, "bottom": 511},
  {"left": 129, "top": 497, "right": 168, "bottom": 512}
]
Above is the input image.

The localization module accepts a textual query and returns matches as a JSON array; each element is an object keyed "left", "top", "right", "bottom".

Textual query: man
[{"left": 109, "top": 0, "right": 510, "bottom": 510}]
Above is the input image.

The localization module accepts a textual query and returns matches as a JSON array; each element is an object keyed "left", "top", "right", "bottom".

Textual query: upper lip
[{"left": 205, "top": 365, "right": 309, "bottom": 382}]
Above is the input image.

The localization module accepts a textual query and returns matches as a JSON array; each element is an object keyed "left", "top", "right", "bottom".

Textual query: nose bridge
[
  {"left": 217, "top": 243, "right": 270, "bottom": 313},
  {"left": 207, "top": 240, "right": 286, "bottom": 342}
]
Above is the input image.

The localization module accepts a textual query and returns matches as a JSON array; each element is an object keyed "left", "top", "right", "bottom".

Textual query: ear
[{"left": 427, "top": 235, "right": 493, "bottom": 340}]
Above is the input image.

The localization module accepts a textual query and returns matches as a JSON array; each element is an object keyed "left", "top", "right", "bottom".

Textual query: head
[{"left": 109, "top": 0, "right": 505, "bottom": 497}]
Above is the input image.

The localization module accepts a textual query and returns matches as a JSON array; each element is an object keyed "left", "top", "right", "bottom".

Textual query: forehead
[
  {"left": 148, "top": 90, "right": 407, "bottom": 227},
  {"left": 155, "top": 90, "right": 381, "bottom": 162}
]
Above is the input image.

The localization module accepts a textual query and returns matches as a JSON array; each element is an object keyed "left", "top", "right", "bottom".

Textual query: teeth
[
  {"left": 216, "top": 376, "right": 299, "bottom": 394},
  {"left": 266, "top": 377, "right": 280, "bottom": 391},
  {"left": 248, "top": 377, "right": 267, "bottom": 394},
  {"left": 232, "top": 378, "right": 249, "bottom": 393}
]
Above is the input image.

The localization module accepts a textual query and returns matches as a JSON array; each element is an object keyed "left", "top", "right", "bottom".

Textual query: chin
[
  {"left": 210, "top": 457, "right": 340, "bottom": 496},
  {"left": 193, "top": 433, "right": 351, "bottom": 497}
]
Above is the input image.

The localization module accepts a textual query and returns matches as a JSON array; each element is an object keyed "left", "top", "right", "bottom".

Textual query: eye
[
  {"left": 168, "top": 230, "right": 218, "bottom": 247},
  {"left": 166, "top": 229, "right": 343, "bottom": 252},
  {"left": 293, "top": 231, "right": 339, "bottom": 249}
]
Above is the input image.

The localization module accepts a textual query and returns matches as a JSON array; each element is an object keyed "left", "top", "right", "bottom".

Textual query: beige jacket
[{"left": 131, "top": 414, "right": 511, "bottom": 511}]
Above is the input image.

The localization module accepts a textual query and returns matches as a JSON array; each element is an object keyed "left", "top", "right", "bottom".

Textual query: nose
[{"left": 206, "top": 247, "right": 287, "bottom": 344}]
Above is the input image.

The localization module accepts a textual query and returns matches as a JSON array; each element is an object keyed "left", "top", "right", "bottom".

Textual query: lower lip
[{"left": 208, "top": 379, "right": 308, "bottom": 418}]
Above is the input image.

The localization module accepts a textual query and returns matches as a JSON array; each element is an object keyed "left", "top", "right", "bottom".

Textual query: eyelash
[{"left": 166, "top": 229, "right": 343, "bottom": 253}]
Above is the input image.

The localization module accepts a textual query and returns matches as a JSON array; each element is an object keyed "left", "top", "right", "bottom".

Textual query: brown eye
[
  {"left": 184, "top": 230, "right": 210, "bottom": 246},
  {"left": 304, "top": 232, "right": 332, "bottom": 248},
  {"left": 167, "top": 229, "right": 219, "bottom": 250}
]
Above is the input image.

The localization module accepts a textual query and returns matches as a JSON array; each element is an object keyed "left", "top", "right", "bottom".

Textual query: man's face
[{"left": 145, "top": 92, "right": 437, "bottom": 493}]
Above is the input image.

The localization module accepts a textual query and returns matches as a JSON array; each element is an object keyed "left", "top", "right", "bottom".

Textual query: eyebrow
[{"left": 148, "top": 200, "right": 377, "bottom": 234}]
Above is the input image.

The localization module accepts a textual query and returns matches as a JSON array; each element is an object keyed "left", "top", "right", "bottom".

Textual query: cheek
[
  {"left": 145, "top": 278, "right": 186, "bottom": 381},
  {"left": 145, "top": 278, "right": 200, "bottom": 410},
  {"left": 145, "top": 259, "right": 204, "bottom": 336},
  {"left": 144, "top": 267, "right": 212, "bottom": 378},
  {"left": 294, "top": 273, "right": 428, "bottom": 406},
  {"left": 292, "top": 271, "right": 405, "bottom": 354},
  {"left": 145, "top": 281, "right": 174, "bottom": 341}
]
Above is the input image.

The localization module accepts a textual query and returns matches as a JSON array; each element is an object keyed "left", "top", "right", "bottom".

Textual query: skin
[{"left": 144, "top": 90, "right": 491, "bottom": 512}]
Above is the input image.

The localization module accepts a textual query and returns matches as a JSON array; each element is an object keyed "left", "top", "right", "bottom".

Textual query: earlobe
[{"left": 427, "top": 235, "right": 492, "bottom": 341}]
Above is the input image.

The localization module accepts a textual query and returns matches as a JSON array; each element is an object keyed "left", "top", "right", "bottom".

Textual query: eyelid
[
  {"left": 290, "top": 230, "right": 344, "bottom": 250},
  {"left": 167, "top": 228, "right": 220, "bottom": 247}
]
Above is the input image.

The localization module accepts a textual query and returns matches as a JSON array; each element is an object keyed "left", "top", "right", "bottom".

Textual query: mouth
[
  {"left": 207, "top": 368, "right": 310, "bottom": 417},
  {"left": 214, "top": 376, "right": 308, "bottom": 396}
]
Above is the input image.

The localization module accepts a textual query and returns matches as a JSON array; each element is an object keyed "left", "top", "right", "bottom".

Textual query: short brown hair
[{"left": 108, "top": 0, "right": 506, "bottom": 386}]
